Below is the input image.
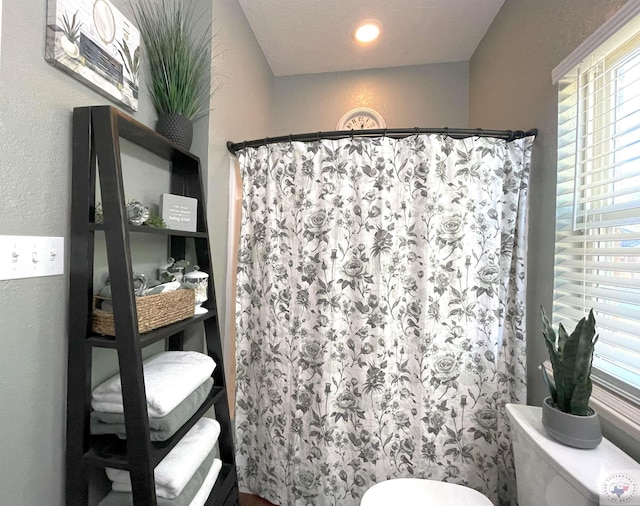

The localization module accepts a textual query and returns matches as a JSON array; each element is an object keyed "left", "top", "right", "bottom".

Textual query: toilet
[
  {"left": 362, "top": 403, "right": 640, "bottom": 506},
  {"left": 360, "top": 478, "right": 492, "bottom": 505},
  {"left": 507, "top": 403, "right": 640, "bottom": 506}
]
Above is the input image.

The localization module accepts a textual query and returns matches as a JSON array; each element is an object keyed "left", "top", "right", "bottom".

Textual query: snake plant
[{"left": 540, "top": 307, "right": 598, "bottom": 416}]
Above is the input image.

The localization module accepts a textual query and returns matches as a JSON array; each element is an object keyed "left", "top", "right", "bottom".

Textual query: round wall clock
[{"left": 337, "top": 107, "right": 386, "bottom": 130}]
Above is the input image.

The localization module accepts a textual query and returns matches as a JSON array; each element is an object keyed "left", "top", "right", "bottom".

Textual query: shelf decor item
[
  {"left": 184, "top": 266, "right": 209, "bottom": 315},
  {"left": 45, "top": 0, "right": 140, "bottom": 110},
  {"left": 100, "top": 272, "right": 148, "bottom": 298},
  {"left": 540, "top": 307, "right": 601, "bottom": 449},
  {"left": 159, "top": 257, "right": 176, "bottom": 282},
  {"left": 93, "top": 287, "right": 195, "bottom": 335},
  {"left": 126, "top": 200, "right": 150, "bottom": 226},
  {"left": 129, "top": 0, "right": 215, "bottom": 149},
  {"left": 160, "top": 193, "right": 198, "bottom": 232},
  {"left": 159, "top": 258, "right": 189, "bottom": 283},
  {"left": 157, "top": 114, "right": 193, "bottom": 150},
  {"left": 144, "top": 207, "right": 167, "bottom": 228}
]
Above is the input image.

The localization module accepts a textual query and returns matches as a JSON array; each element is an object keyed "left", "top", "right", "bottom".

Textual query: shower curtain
[{"left": 234, "top": 133, "right": 534, "bottom": 506}]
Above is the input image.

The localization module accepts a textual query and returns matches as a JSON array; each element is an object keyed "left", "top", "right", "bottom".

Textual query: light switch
[{"left": 0, "top": 236, "right": 64, "bottom": 280}]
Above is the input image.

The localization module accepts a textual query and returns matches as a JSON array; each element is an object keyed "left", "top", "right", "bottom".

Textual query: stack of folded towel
[
  {"left": 90, "top": 351, "right": 216, "bottom": 441},
  {"left": 90, "top": 351, "right": 224, "bottom": 505},
  {"left": 99, "top": 417, "right": 223, "bottom": 506}
]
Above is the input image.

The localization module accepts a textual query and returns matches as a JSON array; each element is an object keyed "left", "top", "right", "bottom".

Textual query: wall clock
[{"left": 337, "top": 107, "right": 386, "bottom": 130}]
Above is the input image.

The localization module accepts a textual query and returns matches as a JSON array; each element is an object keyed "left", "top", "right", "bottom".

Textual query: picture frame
[{"left": 45, "top": 0, "right": 140, "bottom": 110}]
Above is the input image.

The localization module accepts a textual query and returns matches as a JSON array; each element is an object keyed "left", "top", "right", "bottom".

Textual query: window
[{"left": 553, "top": 6, "right": 640, "bottom": 409}]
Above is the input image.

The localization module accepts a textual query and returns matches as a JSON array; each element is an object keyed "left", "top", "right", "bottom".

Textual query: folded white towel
[
  {"left": 91, "top": 351, "right": 215, "bottom": 418},
  {"left": 106, "top": 418, "right": 221, "bottom": 499},
  {"left": 189, "top": 458, "right": 223, "bottom": 506}
]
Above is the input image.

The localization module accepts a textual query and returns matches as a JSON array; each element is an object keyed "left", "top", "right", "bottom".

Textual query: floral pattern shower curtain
[{"left": 234, "top": 134, "right": 534, "bottom": 506}]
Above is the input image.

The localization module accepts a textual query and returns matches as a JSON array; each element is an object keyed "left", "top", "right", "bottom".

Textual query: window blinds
[{"left": 554, "top": 30, "right": 640, "bottom": 399}]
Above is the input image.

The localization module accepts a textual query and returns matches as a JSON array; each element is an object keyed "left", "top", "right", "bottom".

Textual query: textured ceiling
[{"left": 238, "top": 0, "right": 506, "bottom": 76}]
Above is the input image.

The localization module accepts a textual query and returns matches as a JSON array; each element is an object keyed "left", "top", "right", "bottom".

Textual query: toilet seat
[{"left": 361, "top": 478, "right": 493, "bottom": 505}]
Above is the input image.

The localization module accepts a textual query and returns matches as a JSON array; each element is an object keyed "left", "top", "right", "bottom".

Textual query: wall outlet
[{"left": 0, "top": 236, "right": 64, "bottom": 280}]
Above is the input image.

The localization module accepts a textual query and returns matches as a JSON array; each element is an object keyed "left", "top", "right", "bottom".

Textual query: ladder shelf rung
[{"left": 86, "top": 310, "right": 218, "bottom": 349}]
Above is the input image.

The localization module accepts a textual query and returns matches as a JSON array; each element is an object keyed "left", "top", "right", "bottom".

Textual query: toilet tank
[{"left": 506, "top": 403, "right": 640, "bottom": 506}]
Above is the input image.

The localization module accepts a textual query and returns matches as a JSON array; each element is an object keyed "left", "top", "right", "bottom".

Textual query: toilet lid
[{"left": 361, "top": 478, "right": 493, "bottom": 506}]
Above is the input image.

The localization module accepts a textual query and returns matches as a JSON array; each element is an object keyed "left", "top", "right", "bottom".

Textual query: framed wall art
[{"left": 45, "top": 0, "right": 140, "bottom": 110}]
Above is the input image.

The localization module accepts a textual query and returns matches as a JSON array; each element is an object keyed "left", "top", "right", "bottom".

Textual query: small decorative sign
[
  {"left": 160, "top": 194, "right": 198, "bottom": 232},
  {"left": 45, "top": 0, "right": 140, "bottom": 110}
]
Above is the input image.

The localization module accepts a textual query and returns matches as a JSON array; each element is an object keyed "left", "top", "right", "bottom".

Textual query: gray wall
[
  {"left": 469, "top": 0, "right": 639, "bottom": 460},
  {"left": 0, "top": 0, "right": 271, "bottom": 503},
  {"left": 208, "top": 0, "right": 274, "bottom": 340},
  {"left": 3, "top": 0, "right": 638, "bottom": 502},
  {"left": 272, "top": 62, "right": 469, "bottom": 135},
  {"left": 0, "top": 0, "right": 157, "bottom": 503}
]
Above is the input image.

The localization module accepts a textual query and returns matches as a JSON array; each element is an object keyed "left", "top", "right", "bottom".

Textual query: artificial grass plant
[{"left": 129, "top": 0, "right": 214, "bottom": 120}]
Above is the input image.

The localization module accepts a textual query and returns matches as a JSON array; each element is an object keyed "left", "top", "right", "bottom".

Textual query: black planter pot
[
  {"left": 541, "top": 396, "right": 602, "bottom": 449},
  {"left": 156, "top": 113, "right": 193, "bottom": 150}
]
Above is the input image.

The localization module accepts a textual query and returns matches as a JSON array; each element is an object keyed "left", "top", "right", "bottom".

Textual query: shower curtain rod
[{"left": 226, "top": 127, "right": 538, "bottom": 154}]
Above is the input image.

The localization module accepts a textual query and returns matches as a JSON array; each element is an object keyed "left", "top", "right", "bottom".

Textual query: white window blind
[{"left": 554, "top": 17, "right": 640, "bottom": 401}]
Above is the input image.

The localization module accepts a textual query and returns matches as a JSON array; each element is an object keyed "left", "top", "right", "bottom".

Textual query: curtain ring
[
  {"left": 444, "top": 127, "right": 449, "bottom": 138},
  {"left": 317, "top": 131, "right": 322, "bottom": 142},
  {"left": 350, "top": 129, "right": 354, "bottom": 141},
  {"left": 383, "top": 128, "right": 388, "bottom": 138},
  {"left": 288, "top": 134, "right": 293, "bottom": 145},
  {"left": 264, "top": 137, "right": 269, "bottom": 147},
  {"left": 243, "top": 141, "right": 248, "bottom": 150},
  {"left": 414, "top": 127, "right": 420, "bottom": 139},
  {"left": 476, "top": 128, "right": 483, "bottom": 138}
]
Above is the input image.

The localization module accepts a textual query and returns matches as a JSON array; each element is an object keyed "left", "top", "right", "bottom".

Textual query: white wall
[{"left": 272, "top": 62, "right": 469, "bottom": 135}]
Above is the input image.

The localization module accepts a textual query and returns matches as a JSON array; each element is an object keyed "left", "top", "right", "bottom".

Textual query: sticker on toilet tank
[{"left": 601, "top": 472, "right": 639, "bottom": 504}]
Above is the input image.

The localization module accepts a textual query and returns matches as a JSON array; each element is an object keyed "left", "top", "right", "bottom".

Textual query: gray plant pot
[
  {"left": 541, "top": 396, "right": 602, "bottom": 449},
  {"left": 156, "top": 113, "right": 193, "bottom": 150}
]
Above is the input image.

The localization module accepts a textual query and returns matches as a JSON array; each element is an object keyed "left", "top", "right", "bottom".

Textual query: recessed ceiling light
[{"left": 354, "top": 20, "right": 381, "bottom": 44}]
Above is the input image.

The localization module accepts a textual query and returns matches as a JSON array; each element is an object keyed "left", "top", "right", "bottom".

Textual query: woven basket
[{"left": 92, "top": 289, "right": 195, "bottom": 336}]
